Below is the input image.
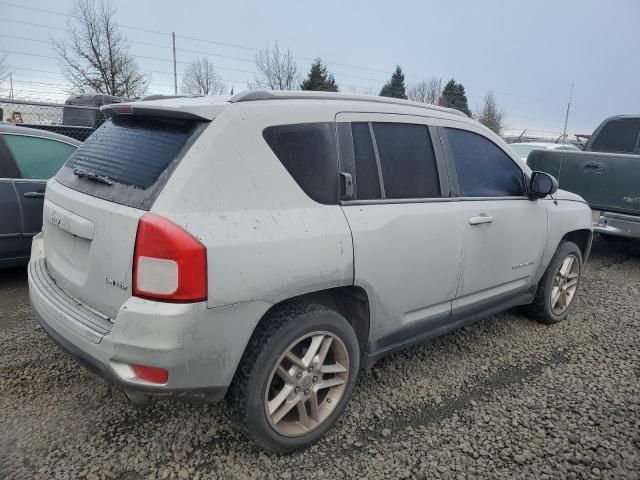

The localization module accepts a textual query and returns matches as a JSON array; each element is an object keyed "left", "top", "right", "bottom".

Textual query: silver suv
[{"left": 28, "top": 91, "right": 593, "bottom": 451}]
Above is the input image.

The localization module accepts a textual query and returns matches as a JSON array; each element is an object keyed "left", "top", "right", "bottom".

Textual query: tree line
[{"left": 50, "top": 0, "right": 505, "bottom": 134}]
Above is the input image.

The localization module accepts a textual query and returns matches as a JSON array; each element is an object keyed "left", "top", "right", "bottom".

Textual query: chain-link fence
[{"left": 0, "top": 98, "right": 103, "bottom": 141}]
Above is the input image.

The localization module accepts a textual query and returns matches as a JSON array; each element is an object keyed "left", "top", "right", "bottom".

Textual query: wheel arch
[
  {"left": 560, "top": 228, "right": 593, "bottom": 262},
  {"left": 245, "top": 286, "right": 371, "bottom": 358}
]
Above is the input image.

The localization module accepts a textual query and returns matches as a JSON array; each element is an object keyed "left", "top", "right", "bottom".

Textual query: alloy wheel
[
  {"left": 551, "top": 254, "right": 580, "bottom": 315},
  {"left": 265, "top": 331, "right": 350, "bottom": 437}
]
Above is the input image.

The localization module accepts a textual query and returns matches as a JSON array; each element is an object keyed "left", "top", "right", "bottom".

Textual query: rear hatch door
[{"left": 45, "top": 113, "right": 207, "bottom": 319}]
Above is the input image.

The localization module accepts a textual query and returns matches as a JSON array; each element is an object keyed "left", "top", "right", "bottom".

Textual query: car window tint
[
  {"left": 446, "top": 128, "right": 524, "bottom": 197},
  {"left": 372, "top": 123, "right": 440, "bottom": 199},
  {"left": 4, "top": 134, "right": 77, "bottom": 180},
  {"left": 590, "top": 118, "right": 640, "bottom": 153},
  {"left": 263, "top": 123, "right": 338, "bottom": 205},
  {"left": 65, "top": 116, "right": 197, "bottom": 189},
  {"left": 351, "top": 122, "right": 381, "bottom": 199}
]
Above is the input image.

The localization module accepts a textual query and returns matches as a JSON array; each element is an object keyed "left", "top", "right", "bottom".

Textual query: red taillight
[
  {"left": 133, "top": 214, "right": 207, "bottom": 302},
  {"left": 131, "top": 364, "right": 169, "bottom": 384}
]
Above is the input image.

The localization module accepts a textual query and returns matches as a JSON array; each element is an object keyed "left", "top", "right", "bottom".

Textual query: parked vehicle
[
  {"left": 509, "top": 141, "right": 581, "bottom": 162},
  {"left": 62, "top": 94, "right": 129, "bottom": 129},
  {"left": 28, "top": 91, "right": 592, "bottom": 451},
  {"left": 528, "top": 115, "right": 640, "bottom": 240},
  {"left": 0, "top": 124, "right": 80, "bottom": 268}
]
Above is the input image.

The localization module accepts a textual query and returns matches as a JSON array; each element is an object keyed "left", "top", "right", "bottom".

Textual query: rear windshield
[
  {"left": 590, "top": 118, "right": 640, "bottom": 153},
  {"left": 56, "top": 115, "right": 205, "bottom": 210}
]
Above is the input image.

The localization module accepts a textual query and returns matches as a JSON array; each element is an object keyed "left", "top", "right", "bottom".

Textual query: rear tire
[
  {"left": 229, "top": 303, "right": 359, "bottom": 452},
  {"left": 525, "top": 241, "right": 582, "bottom": 324}
]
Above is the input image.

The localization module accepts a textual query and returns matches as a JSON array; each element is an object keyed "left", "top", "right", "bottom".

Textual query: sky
[{"left": 0, "top": 0, "right": 638, "bottom": 134}]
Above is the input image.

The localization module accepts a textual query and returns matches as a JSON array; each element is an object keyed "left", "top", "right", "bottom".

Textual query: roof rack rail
[{"left": 228, "top": 90, "right": 468, "bottom": 118}]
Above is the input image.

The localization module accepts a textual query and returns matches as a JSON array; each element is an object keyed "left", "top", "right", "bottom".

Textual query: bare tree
[
  {"left": 477, "top": 91, "right": 505, "bottom": 135},
  {"left": 181, "top": 57, "right": 226, "bottom": 95},
  {"left": 52, "top": 0, "right": 149, "bottom": 98},
  {"left": 0, "top": 53, "right": 9, "bottom": 85},
  {"left": 407, "top": 81, "right": 428, "bottom": 103},
  {"left": 407, "top": 77, "right": 442, "bottom": 104},
  {"left": 251, "top": 42, "right": 299, "bottom": 90}
]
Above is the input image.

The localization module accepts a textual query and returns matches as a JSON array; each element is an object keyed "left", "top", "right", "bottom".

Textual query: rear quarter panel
[{"left": 152, "top": 103, "right": 354, "bottom": 308}]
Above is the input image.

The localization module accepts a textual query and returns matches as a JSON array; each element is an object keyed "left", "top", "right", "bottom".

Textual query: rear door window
[
  {"left": 56, "top": 116, "right": 204, "bottom": 210},
  {"left": 446, "top": 128, "right": 525, "bottom": 197},
  {"left": 590, "top": 118, "right": 640, "bottom": 153},
  {"left": 263, "top": 123, "right": 338, "bottom": 204},
  {"left": 4, "top": 134, "right": 77, "bottom": 179},
  {"left": 372, "top": 123, "right": 441, "bottom": 199}
]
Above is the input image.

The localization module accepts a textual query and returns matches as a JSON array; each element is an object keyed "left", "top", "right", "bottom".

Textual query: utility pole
[
  {"left": 172, "top": 32, "right": 177, "bottom": 95},
  {"left": 9, "top": 73, "right": 14, "bottom": 100},
  {"left": 561, "top": 83, "right": 573, "bottom": 144}
]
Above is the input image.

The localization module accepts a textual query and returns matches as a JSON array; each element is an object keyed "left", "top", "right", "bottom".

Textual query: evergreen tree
[
  {"left": 300, "top": 58, "right": 339, "bottom": 92},
  {"left": 379, "top": 66, "right": 407, "bottom": 99},
  {"left": 440, "top": 79, "right": 471, "bottom": 116}
]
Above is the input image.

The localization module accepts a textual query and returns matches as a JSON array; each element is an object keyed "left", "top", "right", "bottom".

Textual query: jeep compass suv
[{"left": 28, "top": 90, "right": 593, "bottom": 451}]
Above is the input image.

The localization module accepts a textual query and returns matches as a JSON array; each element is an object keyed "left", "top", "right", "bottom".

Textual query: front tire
[
  {"left": 229, "top": 304, "right": 360, "bottom": 452},
  {"left": 526, "top": 241, "right": 583, "bottom": 324}
]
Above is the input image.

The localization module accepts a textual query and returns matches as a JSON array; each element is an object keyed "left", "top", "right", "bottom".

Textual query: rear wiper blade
[{"left": 73, "top": 168, "right": 114, "bottom": 186}]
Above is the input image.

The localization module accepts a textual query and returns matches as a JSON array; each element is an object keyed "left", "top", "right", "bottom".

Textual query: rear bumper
[
  {"left": 594, "top": 211, "right": 640, "bottom": 239},
  {"left": 30, "top": 300, "right": 227, "bottom": 401},
  {"left": 28, "top": 234, "right": 272, "bottom": 402}
]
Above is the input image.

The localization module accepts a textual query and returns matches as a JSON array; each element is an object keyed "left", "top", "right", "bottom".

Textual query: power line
[
  {"left": 0, "top": 0, "right": 515, "bottom": 97},
  {"left": 0, "top": 50, "right": 57, "bottom": 61},
  {"left": 0, "top": 1, "right": 169, "bottom": 36},
  {"left": 0, "top": 18, "right": 67, "bottom": 31},
  {"left": 0, "top": 1, "right": 67, "bottom": 17},
  {"left": 0, "top": 33, "right": 49, "bottom": 44},
  {"left": 0, "top": 1, "right": 395, "bottom": 79},
  {"left": 1, "top": 3, "right": 514, "bottom": 96},
  {"left": 0, "top": 25, "right": 387, "bottom": 85}
]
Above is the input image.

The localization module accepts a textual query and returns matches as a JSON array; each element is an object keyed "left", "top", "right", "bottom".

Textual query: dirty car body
[{"left": 28, "top": 91, "right": 593, "bottom": 448}]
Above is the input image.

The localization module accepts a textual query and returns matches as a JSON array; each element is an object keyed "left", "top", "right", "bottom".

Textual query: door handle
[
  {"left": 23, "top": 191, "right": 45, "bottom": 198},
  {"left": 583, "top": 163, "right": 605, "bottom": 173},
  {"left": 469, "top": 214, "right": 494, "bottom": 225}
]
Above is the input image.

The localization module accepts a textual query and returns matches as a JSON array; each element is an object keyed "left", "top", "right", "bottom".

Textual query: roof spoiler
[{"left": 100, "top": 103, "right": 212, "bottom": 121}]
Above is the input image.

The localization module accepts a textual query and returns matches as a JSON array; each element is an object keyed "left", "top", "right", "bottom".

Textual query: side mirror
[{"left": 529, "top": 171, "right": 558, "bottom": 199}]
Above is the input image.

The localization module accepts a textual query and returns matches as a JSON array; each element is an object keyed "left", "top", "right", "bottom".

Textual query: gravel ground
[{"left": 1, "top": 237, "right": 639, "bottom": 480}]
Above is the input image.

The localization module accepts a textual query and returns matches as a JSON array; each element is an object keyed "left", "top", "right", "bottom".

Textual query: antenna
[
  {"left": 561, "top": 83, "right": 573, "bottom": 145},
  {"left": 172, "top": 32, "right": 177, "bottom": 96},
  {"left": 557, "top": 83, "right": 574, "bottom": 190}
]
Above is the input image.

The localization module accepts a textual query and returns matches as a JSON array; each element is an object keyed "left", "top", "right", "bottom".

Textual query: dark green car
[
  {"left": 528, "top": 115, "right": 640, "bottom": 240},
  {"left": 0, "top": 124, "right": 80, "bottom": 267}
]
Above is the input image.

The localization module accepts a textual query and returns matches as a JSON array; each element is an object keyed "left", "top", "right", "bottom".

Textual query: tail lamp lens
[{"left": 133, "top": 214, "right": 207, "bottom": 302}]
